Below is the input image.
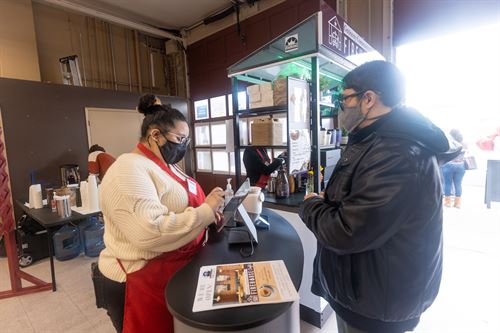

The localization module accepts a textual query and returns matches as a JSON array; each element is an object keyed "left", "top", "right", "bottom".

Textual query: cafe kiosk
[
  {"left": 226, "top": 1, "right": 383, "bottom": 328},
  {"left": 166, "top": 2, "right": 383, "bottom": 332}
]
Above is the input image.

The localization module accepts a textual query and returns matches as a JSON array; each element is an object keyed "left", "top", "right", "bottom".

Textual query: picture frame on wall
[{"left": 194, "top": 99, "right": 209, "bottom": 120}]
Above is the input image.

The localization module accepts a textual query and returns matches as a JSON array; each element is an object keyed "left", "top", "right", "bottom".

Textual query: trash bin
[{"left": 485, "top": 159, "right": 500, "bottom": 208}]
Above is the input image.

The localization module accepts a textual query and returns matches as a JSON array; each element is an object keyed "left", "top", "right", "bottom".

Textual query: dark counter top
[
  {"left": 263, "top": 192, "right": 305, "bottom": 213},
  {"left": 166, "top": 208, "right": 303, "bottom": 331},
  {"left": 16, "top": 200, "right": 100, "bottom": 229}
]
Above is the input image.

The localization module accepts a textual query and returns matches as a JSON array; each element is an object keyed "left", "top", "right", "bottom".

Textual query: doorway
[{"left": 85, "top": 107, "right": 142, "bottom": 158}]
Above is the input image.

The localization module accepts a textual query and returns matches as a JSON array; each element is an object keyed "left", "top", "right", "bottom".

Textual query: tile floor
[{"left": 1, "top": 185, "right": 499, "bottom": 333}]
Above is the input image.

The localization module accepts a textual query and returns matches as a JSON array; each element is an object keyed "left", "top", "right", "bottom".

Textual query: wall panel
[{"left": 0, "top": 77, "right": 187, "bottom": 220}]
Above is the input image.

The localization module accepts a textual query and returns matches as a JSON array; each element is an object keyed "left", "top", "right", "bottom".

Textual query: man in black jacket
[{"left": 300, "top": 61, "right": 449, "bottom": 333}]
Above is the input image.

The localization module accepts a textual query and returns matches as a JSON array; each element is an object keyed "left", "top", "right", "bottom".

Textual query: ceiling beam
[{"left": 35, "top": 0, "right": 184, "bottom": 42}]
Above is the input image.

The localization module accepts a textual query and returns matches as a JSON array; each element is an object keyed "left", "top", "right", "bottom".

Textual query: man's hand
[{"left": 304, "top": 192, "right": 324, "bottom": 200}]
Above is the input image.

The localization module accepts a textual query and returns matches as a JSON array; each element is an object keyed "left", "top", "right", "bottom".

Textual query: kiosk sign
[{"left": 320, "top": 2, "right": 375, "bottom": 59}]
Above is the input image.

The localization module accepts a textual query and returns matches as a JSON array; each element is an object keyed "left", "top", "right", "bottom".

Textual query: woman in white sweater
[{"left": 97, "top": 94, "right": 225, "bottom": 333}]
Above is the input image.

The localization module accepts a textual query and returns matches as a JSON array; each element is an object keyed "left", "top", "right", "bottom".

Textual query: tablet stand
[
  {"left": 254, "top": 215, "right": 270, "bottom": 230},
  {"left": 227, "top": 205, "right": 258, "bottom": 245}
]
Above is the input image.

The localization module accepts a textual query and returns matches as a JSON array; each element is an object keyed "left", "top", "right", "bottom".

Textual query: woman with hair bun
[{"left": 96, "top": 94, "right": 225, "bottom": 332}]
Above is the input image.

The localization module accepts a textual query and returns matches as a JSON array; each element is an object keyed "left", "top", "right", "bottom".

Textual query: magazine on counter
[{"left": 192, "top": 260, "right": 299, "bottom": 312}]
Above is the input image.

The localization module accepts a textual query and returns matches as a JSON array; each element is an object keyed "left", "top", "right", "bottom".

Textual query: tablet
[{"left": 217, "top": 178, "right": 251, "bottom": 232}]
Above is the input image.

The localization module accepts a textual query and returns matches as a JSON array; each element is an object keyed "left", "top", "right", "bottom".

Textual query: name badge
[{"left": 187, "top": 179, "right": 197, "bottom": 195}]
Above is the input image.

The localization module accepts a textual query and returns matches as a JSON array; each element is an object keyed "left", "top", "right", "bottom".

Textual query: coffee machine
[{"left": 60, "top": 164, "right": 80, "bottom": 186}]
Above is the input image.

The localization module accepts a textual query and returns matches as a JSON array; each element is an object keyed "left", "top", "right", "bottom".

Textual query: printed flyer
[{"left": 192, "top": 260, "right": 299, "bottom": 312}]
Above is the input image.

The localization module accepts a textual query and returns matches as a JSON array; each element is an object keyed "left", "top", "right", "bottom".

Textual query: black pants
[
  {"left": 336, "top": 314, "right": 368, "bottom": 333},
  {"left": 100, "top": 270, "right": 126, "bottom": 333}
]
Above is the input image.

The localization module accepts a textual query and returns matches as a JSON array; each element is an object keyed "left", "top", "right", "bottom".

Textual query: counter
[
  {"left": 166, "top": 208, "right": 303, "bottom": 332},
  {"left": 263, "top": 192, "right": 304, "bottom": 213},
  {"left": 263, "top": 192, "right": 334, "bottom": 328}
]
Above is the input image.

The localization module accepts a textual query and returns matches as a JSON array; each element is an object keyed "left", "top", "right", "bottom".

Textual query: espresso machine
[{"left": 60, "top": 164, "right": 80, "bottom": 186}]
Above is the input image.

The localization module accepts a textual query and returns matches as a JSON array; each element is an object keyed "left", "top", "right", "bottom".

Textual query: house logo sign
[
  {"left": 328, "top": 16, "right": 342, "bottom": 51},
  {"left": 285, "top": 34, "right": 299, "bottom": 52}
]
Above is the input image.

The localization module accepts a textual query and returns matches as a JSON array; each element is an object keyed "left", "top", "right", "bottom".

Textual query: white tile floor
[{"left": 1, "top": 185, "right": 499, "bottom": 333}]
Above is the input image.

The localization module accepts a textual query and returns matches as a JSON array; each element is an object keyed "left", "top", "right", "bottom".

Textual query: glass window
[
  {"left": 227, "top": 92, "right": 247, "bottom": 115},
  {"left": 230, "top": 151, "right": 246, "bottom": 175},
  {"left": 211, "top": 122, "right": 226, "bottom": 146},
  {"left": 227, "top": 94, "right": 233, "bottom": 116},
  {"left": 194, "top": 99, "right": 209, "bottom": 120},
  {"left": 196, "top": 149, "right": 212, "bottom": 172},
  {"left": 238, "top": 91, "right": 247, "bottom": 111},
  {"left": 210, "top": 95, "right": 226, "bottom": 118},
  {"left": 239, "top": 119, "right": 248, "bottom": 145},
  {"left": 274, "top": 115, "right": 288, "bottom": 144},
  {"left": 212, "top": 150, "right": 229, "bottom": 174},
  {"left": 194, "top": 123, "right": 210, "bottom": 146}
]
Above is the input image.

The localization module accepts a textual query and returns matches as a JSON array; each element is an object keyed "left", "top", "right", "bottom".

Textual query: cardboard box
[
  {"left": 251, "top": 118, "right": 283, "bottom": 145},
  {"left": 248, "top": 90, "right": 274, "bottom": 108},
  {"left": 273, "top": 78, "right": 287, "bottom": 106},
  {"left": 246, "top": 84, "right": 260, "bottom": 95}
]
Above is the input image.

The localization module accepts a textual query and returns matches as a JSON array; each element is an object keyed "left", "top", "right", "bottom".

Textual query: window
[
  {"left": 194, "top": 99, "right": 209, "bottom": 120},
  {"left": 196, "top": 149, "right": 212, "bottom": 172},
  {"left": 230, "top": 151, "right": 246, "bottom": 175},
  {"left": 194, "top": 123, "right": 210, "bottom": 146},
  {"left": 210, "top": 122, "right": 227, "bottom": 146},
  {"left": 227, "top": 92, "right": 247, "bottom": 116},
  {"left": 195, "top": 92, "right": 247, "bottom": 176},
  {"left": 210, "top": 95, "right": 226, "bottom": 118},
  {"left": 212, "top": 150, "right": 230, "bottom": 174}
]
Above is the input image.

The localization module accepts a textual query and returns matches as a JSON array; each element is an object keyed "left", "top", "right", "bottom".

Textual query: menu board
[{"left": 287, "top": 78, "right": 310, "bottom": 174}]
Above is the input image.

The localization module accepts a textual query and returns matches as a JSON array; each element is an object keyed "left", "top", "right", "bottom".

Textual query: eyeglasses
[
  {"left": 165, "top": 131, "right": 190, "bottom": 145},
  {"left": 334, "top": 91, "right": 366, "bottom": 111}
]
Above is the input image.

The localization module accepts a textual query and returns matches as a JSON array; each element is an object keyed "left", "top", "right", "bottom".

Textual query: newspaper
[{"left": 192, "top": 260, "right": 299, "bottom": 312}]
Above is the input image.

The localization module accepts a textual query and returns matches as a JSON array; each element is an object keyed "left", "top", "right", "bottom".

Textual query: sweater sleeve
[{"left": 101, "top": 162, "right": 215, "bottom": 253}]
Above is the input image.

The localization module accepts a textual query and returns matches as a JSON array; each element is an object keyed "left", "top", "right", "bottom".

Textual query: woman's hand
[{"left": 205, "top": 187, "right": 225, "bottom": 214}]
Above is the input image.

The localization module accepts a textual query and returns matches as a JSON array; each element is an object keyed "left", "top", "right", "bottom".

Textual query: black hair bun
[{"left": 138, "top": 94, "right": 164, "bottom": 115}]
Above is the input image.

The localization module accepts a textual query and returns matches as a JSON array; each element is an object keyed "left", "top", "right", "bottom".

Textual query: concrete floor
[{"left": 1, "top": 185, "right": 499, "bottom": 333}]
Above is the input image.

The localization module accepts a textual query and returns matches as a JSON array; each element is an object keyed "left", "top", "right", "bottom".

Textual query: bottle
[
  {"left": 83, "top": 217, "right": 105, "bottom": 257},
  {"left": 224, "top": 178, "right": 234, "bottom": 206},
  {"left": 275, "top": 165, "right": 289, "bottom": 199},
  {"left": 53, "top": 224, "right": 81, "bottom": 261},
  {"left": 51, "top": 191, "right": 57, "bottom": 212},
  {"left": 288, "top": 174, "right": 295, "bottom": 194},
  {"left": 306, "top": 170, "right": 314, "bottom": 195},
  {"left": 335, "top": 128, "right": 342, "bottom": 148}
]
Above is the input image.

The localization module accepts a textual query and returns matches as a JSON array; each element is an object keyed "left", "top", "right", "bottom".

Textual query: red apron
[
  {"left": 256, "top": 148, "right": 270, "bottom": 188},
  {"left": 118, "top": 143, "right": 207, "bottom": 333}
]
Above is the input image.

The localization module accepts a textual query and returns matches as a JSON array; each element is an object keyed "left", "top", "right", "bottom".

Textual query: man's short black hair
[
  {"left": 342, "top": 60, "right": 406, "bottom": 107},
  {"left": 89, "top": 144, "right": 105, "bottom": 153}
]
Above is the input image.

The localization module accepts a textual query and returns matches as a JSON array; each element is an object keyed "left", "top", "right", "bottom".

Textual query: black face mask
[{"left": 157, "top": 137, "right": 188, "bottom": 164}]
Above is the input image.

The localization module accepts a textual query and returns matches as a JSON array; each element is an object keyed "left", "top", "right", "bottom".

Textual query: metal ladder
[{"left": 59, "top": 55, "right": 82, "bottom": 86}]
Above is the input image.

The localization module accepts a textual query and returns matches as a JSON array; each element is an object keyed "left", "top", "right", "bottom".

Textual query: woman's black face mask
[{"left": 157, "top": 134, "right": 188, "bottom": 164}]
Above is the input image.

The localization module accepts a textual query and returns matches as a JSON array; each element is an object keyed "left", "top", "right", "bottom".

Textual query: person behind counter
[
  {"left": 88, "top": 144, "right": 116, "bottom": 182},
  {"left": 96, "top": 94, "right": 225, "bottom": 333},
  {"left": 300, "top": 61, "right": 456, "bottom": 333},
  {"left": 243, "top": 146, "right": 284, "bottom": 188}
]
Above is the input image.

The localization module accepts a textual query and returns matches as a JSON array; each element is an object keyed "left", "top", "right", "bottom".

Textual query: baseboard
[{"left": 300, "top": 303, "right": 334, "bottom": 328}]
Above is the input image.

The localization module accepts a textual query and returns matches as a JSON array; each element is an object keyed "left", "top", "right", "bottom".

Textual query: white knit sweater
[{"left": 97, "top": 153, "right": 215, "bottom": 282}]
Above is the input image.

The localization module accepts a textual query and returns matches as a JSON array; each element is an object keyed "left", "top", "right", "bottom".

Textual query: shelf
[
  {"left": 237, "top": 105, "right": 287, "bottom": 115},
  {"left": 319, "top": 101, "right": 336, "bottom": 108},
  {"left": 319, "top": 145, "right": 341, "bottom": 150},
  {"left": 239, "top": 145, "right": 288, "bottom": 149}
]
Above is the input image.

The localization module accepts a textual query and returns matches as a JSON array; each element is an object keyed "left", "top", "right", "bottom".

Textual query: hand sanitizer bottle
[{"left": 224, "top": 178, "right": 234, "bottom": 206}]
